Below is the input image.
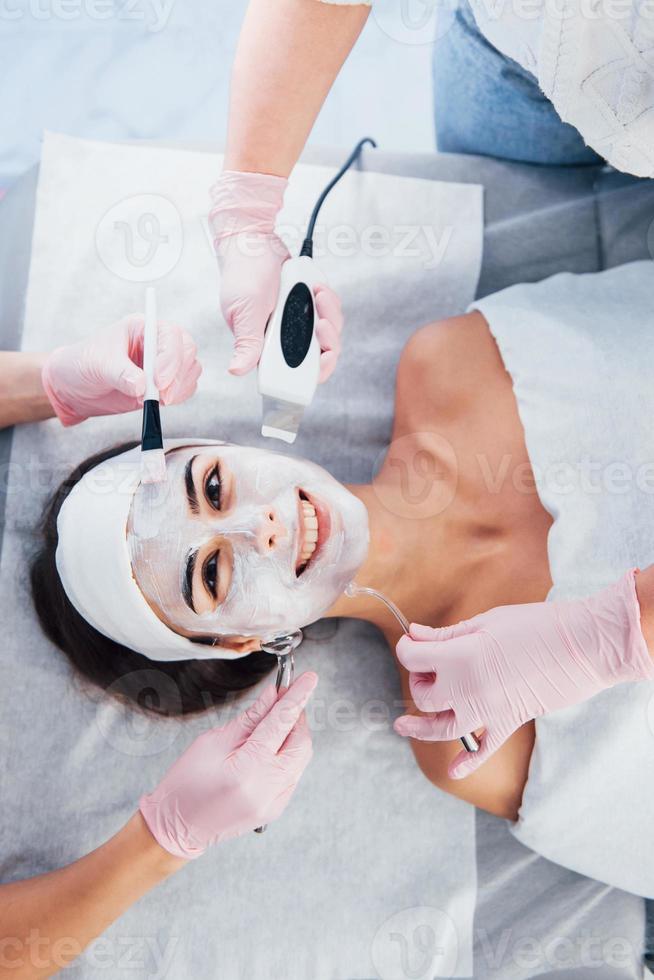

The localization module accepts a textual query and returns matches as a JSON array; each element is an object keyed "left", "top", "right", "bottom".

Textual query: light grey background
[{"left": 0, "top": 0, "right": 435, "bottom": 188}]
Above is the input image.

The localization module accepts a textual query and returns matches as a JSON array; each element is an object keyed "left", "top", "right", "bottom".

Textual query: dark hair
[{"left": 30, "top": 441, "right": 275, "bottom": 717}]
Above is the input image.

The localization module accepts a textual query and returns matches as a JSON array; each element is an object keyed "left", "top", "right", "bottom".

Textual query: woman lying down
[{"left": 29, "top": 260, "right": 654, "bottom": 899}]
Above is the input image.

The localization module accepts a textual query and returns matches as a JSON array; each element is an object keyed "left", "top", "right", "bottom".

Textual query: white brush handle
[{"left": 144, "top": 286, "right": 158, "bottom": 401}]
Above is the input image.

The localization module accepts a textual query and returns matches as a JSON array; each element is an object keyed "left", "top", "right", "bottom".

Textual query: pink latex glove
[
  {"left": 42, "top": 315, "right": 201, "bottom": 427},
  {"left": 139, "top": 672, "right": 317, "bottom": 859},
  {"left": 209, "top": 170, "right": 343, "bottom": 381},
  {"left": 394, "top": 570, "right": 654, "bottom": 779}
]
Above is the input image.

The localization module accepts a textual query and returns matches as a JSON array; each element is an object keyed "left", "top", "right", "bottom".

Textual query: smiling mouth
[{"left": 296, "top": 489, "right": 331, "bottom": 577}]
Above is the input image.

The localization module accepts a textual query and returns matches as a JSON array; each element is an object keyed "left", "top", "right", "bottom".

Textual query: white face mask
[{"left": 127, "top": 443, "right": 369, "bottom": 642}]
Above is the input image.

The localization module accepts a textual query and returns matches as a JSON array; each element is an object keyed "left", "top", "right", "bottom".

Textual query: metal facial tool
[
  {"left": 344, "top": 583, "right": 480, "bottom": 754},
  {"left": 254, "top": 630, "right": 303, "bottom": 834}
]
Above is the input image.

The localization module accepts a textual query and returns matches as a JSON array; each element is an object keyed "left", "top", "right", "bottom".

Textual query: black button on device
[{"left": 280, "top": 283, "right": 314, "bottom": 368}]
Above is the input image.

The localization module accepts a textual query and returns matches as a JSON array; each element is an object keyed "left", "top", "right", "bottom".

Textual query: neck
[{"left": 327, "top": 483, "right": 449, "bottom": 637}]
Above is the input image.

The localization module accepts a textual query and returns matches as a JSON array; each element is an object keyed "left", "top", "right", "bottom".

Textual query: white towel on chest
[{"left": 473, "top": 261, "right": 654, "bottom": 898}]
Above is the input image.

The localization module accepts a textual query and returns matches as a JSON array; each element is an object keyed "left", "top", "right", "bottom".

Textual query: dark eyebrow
[
  {"left": 184, "top": 455, "right": 199, "bottom": 515},
  {"left": 183, "top": 549, "right": 198, "bottom": 613}
]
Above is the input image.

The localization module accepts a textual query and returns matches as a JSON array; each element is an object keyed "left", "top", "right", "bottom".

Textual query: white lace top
[{"left": 320, "top": 0, "right": 654, "bottom": 177}]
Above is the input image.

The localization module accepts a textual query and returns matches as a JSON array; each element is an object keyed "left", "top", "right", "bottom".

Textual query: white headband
[{"left": 55, "top": 439, "right": 246, "bottom": 662}]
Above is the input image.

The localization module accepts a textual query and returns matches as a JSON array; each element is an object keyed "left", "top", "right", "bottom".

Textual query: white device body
[{"left": 258, "top": 255, "right": 322, "bottom": 442}]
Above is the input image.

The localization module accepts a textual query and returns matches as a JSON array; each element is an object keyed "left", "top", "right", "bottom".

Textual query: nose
[{"left": 257, "top": 507, "right": 287, "bottom": 553}]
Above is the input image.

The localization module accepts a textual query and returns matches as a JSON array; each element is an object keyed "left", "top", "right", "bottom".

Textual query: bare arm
[
  {"left": 0, "top": 352, "right": 53, "bottom": 429},
  {"left": 0, "top": 813, "right": 185, "bottom": 979},
  {"left": 226, "top": 0, "right": 370, "bottom": 176}
]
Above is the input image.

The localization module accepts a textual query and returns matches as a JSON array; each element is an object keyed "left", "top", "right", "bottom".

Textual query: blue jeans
[{"left": 433, "top": 0, "right": 604, "bottom": 165}]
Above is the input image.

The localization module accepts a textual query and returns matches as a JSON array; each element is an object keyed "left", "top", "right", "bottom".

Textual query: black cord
[{"left": 300, "top": 137, "right": 377, "bottom": 258}]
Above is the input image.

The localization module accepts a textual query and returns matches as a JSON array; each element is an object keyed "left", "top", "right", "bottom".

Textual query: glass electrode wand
[{"left": 344, "top": 583, "right": 480, "bottom": 754}]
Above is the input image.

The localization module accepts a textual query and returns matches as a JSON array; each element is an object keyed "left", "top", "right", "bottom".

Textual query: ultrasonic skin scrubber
[
  {"left": 259, "top": 256, "right": 323, "bottom": 443},
  {"left": 259, "top": 137, "right": 376, "bottom": 444}
]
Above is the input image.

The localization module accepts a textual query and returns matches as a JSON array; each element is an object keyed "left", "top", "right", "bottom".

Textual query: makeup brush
[{"left": 140, "top": 286, "right": 166, "bottom": 485}]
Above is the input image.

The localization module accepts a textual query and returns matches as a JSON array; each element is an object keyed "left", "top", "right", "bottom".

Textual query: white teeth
[
  {"left": 298, "top": 498, "right": 319, "bottom": 569},
  {"left": 300, "top": 541, "right": 316, "bottom": 560}
]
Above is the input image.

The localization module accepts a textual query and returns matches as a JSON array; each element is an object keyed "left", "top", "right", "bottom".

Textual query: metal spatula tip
[{"left": 260, "top": 396, "right": 305, "bottom": 444}]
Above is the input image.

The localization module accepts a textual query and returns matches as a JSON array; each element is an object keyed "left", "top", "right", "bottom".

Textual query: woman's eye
[
  {"left": 203, "top": 551, "right": 219, "bottom": 600},
  {"left": 204, "top": 465, "right": 222, "bottom": 510}
]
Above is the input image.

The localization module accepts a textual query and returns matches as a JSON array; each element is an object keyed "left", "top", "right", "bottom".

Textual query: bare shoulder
[
  {"left": 394, "top": 310, "right": 512, "bottom": 432},
  {"left": 392, "top": 305, "right": 552, "bottom": 579},
  {"left": 399, "top": 309, "right": 499, "bottom": 367}
]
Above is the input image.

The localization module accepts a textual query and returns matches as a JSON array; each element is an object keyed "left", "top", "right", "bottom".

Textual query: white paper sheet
[{"left": 2, "top": 131, "right": 483, "bottom": 979}]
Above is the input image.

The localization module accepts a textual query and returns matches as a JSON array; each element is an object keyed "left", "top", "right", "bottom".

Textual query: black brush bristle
[{"left": 141, "top": 399, "right": 163, "bottom": 452}]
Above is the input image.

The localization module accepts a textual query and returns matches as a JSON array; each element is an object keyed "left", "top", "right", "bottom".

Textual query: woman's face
[{"left": 127, "top": 443, "right": 369, "bottom": 644}]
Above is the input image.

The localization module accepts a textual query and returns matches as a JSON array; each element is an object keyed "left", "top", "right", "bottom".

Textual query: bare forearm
[
  {"left": 0, "top": 813, "right": 185, "bottom": 979},
  {"left": 0, "top": 352, "right": 53, "bottom": 429},
  {"left": 225, "top": 0, "right": 370, "bottom": 176}
]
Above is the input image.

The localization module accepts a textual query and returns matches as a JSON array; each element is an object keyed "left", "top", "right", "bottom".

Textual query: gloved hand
[
  {"left": 209, "top": 170, "right": 343, "bottom": 381},
  {"left": 394, "top": 570, "right": 654, "bottom": 779},
  {"left": 139, "top": 672, "right": 317, "bottom": 859},
  {"left": 42, "top": 315, "right": 201, "bottom": 427}
]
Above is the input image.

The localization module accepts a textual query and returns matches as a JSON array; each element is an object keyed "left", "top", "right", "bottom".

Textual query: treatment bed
[{"left": 1, "top": 141, "right": 653, "bottom": 980}]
